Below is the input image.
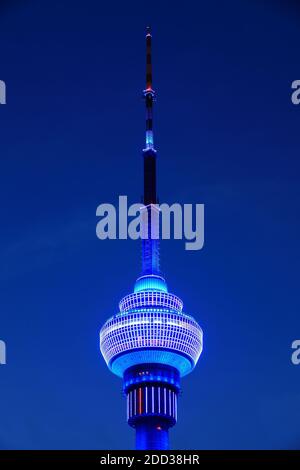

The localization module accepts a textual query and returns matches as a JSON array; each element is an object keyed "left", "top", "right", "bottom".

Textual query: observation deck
[{"left": 100, "top": 275, "right": 203, "bottom": 378}]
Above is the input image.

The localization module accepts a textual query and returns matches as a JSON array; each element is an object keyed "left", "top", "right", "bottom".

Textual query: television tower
[{"left": 100, "top": 27, "right": 203, "bottom": 450}]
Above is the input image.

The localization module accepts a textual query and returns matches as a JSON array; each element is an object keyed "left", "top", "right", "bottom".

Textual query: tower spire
[
  {"left": 146, "top": 26, "right": 153, "bottom": 91},
  {"left": 142, "top": 27, "right": 159, "bottom": 276},
  {"left": 144, "top": 26, "right": 156, "bottom": 154}
]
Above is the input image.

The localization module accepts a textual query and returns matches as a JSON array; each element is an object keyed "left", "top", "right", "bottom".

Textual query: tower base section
[{"left": 135, "top": 418, "right": 169, "bottom": 450}]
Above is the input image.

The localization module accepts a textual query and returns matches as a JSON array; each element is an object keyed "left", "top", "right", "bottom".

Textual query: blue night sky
[{"left": 0, "top": 0, "right": 300, "bottom": 450}]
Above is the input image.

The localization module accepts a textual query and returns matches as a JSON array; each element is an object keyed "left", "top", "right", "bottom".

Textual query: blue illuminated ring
[{"left": 119, "top": 292, "right": 183, "bottom": 313}]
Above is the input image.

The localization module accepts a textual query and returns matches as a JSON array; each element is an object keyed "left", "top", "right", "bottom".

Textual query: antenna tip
[{"left": 146, "top": 25, "right": 151, "bottom": 36}]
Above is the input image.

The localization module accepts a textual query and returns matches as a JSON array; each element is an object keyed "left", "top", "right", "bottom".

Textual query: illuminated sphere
[{"left": 100, "top": 275, "right": 203, "bottom": 378}]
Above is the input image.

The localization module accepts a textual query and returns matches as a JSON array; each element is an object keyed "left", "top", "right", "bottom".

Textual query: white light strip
[
  {"left": 134, "top": 389, "right": 136, "bottom": 416},
  {"left": 158, "top": 387, "right": 161, "bottom": 414},
  {"left": 145, "top": 386, "right": 148, "bottom": 413},
  {"left": 164, "top": 388, "right": 166, "bottom": 415},
  {"left": 152, "top": 386, "right": 154, "bottom": 413},
  {"left": 173, "top": 392, "right": 175, "bottom": 419},
  {"left": 130, "top": 391, "right": 133, "bottom": 418},
  {"left": 169, "top": 389, "right": 171, "bottom": 417}
]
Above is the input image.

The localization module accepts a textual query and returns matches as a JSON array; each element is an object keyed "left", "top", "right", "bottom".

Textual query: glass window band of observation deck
[
  {"left": 100, "top": 310, "right": 203, "bottom": 374},
  {"left": 119, "top": 291, "right": 183, "bottom": 313}
]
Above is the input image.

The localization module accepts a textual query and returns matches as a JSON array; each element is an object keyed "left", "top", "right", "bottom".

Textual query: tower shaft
[{"left": 136, "top": 422, "right": 169, "bottom": 450}]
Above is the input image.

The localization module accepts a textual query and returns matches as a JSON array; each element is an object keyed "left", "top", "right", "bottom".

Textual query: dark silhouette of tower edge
[{"left": 100, "top": 28, "right": 203, "bottom": 450}]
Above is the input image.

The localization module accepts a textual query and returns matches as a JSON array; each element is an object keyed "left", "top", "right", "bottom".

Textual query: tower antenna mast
[{"left": 142, "top": 25, "right": 159, "bottom": 276}]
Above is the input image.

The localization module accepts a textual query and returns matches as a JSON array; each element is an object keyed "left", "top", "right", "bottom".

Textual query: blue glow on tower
[{"left": 100, "top": 27, "right": 203, "bottom": 450}]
